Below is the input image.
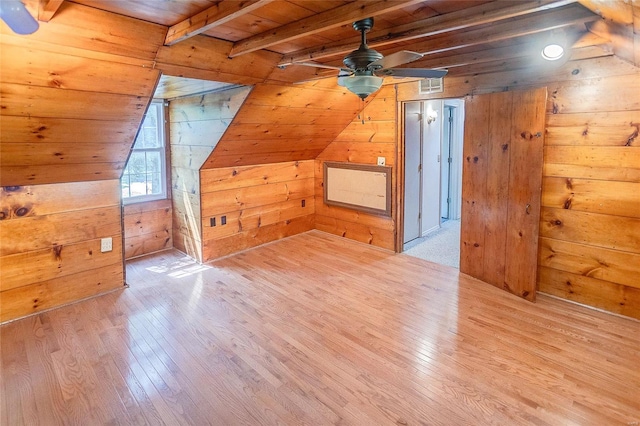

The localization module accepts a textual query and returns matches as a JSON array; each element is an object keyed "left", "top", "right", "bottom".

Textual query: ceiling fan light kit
[
  {"left": 292, "top": 17, "right": 447, "bottom": 100},
  {"left": 343, "top": 74, "right": 384, "bottom": 100},
  {"left": 0, "top": 0, "right": 39, "bottom": 35}
]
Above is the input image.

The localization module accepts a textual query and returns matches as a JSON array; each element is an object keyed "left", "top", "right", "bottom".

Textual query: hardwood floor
[{"left": 2, "top": 230, "right": 639, "bottom": 425}]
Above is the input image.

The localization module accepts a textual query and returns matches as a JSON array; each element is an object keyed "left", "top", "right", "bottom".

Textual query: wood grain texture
[
  {"left": 535, "top": 61, "right": 640, "bottom": 318},
  {"left": 201, "top": 161, "right": 315, "bottom": 261},
  {"left": 155, "top": 34, "right": 281, "bottom": 85},
  {"left": 399, "top": 55, "right": 639, "bottom": 318},
  {"left": 2, "top": 232, "right": 639, "bottom": 424},
  {"left": 460, "top": 93, "right": 490, "bottom": 279},
  {"left": 503, "top": 87, "right": 547, "bottom": 301},
  {"left": 461, "top": 88, "right": 546, "bottom": 301},
  {"left": 538, "top": 237, "right": 640, "bottom": 289},
  {"left": 0, "top": 180, "right": 124, "bottom": 323},
  {"left": 169, "top": 87, "right": 250, "bottom": 262},
  {"left": 123, "top": 199, "right": 172, "bottom": 259},
  {"left": 315, "top": 85, "right": 397, "bottom": 251},
  {"left": 0, "top": 0, "right": 163, "bottom": 187},
  {"left": 541, "top": 176, "right": 640, "bottom": 218},
  {"left": 202, "top": 83, "right": 362, "bottom": 169}
]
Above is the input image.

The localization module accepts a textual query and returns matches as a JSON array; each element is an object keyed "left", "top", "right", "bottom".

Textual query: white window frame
[{"left": 121, "top": 101, "right": 167, "bottom": 204}]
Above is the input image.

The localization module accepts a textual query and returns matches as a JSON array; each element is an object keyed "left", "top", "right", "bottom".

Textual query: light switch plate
[
  {"left": 101, "top": 237, "right": 113, "bottom": 253},
  {"left": 377, "top": 157, "right": 386, "bottom": 166}
]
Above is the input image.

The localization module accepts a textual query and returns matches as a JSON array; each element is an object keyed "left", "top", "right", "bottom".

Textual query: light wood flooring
[{"left": 2, "top": 230, "right": 639, "bottom": 425}]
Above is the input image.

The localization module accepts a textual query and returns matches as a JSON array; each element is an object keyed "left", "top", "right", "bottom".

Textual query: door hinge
[
  {"left": 418, "top": 164, "right": 422, "bottom": 172},
  {"left": 447, "top": 197, "right": 451, "bottom": 204},
  {"left": 448, "top": 157, "right": 453, "bottom": 163}
]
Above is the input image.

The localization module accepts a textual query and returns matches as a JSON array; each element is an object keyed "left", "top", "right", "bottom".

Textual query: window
[
  {"left": 419, "top": 77, "right": 444, "bottom": 94},
  {"left": 121, "top": 101, "right": 167, "bottom": 203}
]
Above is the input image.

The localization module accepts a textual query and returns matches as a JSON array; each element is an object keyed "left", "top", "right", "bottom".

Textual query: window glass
[{"left": 121, "top": 101, "right": 167, "bottom": 203}]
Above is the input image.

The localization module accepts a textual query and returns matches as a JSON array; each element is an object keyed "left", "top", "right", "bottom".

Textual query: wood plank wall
[
  {"left": 200, "top": 161, "right": 315, "bottom": 261},
  {"left": 538, "top": 70, "right": 640, "bottom": 319},
  {"left": 0, "top": 3, "right": 335, "bottom": 321},
  {"left": 397, "top": 53, "right": 640, "bottom": 319},
  {"left": 123, "top": 200, "right": 172, "bottom": 259},
  {"left": 0, "top": 181, "right": 124, "bottom": 323},
  {"left": 315, "top": 85, "right": 398, "bottom": 251},
  {"left": 196, "top": 82, "right": 365, "bottom": 261},
  {"left": 0, "top": 0, "right": 164, "bottom": 186},
  {"left": 0, "top": 1, "right": 168, "bottom": 323},
  {"left": 169, "top": 87, "right": 251, "bottom": 261}
]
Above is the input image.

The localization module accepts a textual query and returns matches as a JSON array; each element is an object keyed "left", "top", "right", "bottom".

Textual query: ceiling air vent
[{"left": 419, "top": 77, "right": 444, "bottom": 94}]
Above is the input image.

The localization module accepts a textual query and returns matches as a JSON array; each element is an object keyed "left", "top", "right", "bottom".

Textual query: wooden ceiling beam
[
  {"left": 421, "top": 26, "right": 600, "bottom": 76},
  {"left": 385, "top": 5, "right": 599, "bottom": 63},
  {"left": 579, "top": 0, "right": 639, "bottom": 67},
  {"left": 228, "top": 0, "right": 423, "bottom": 58},
  {"left": 404, "top": 24, "right": 603, "bottom": 71},
  {"left": 164, "top": 0, "right": 274, "bottom": 46},
  {"left": 403, "top": 36, "right": 555, "bottom": 71},
  {"left": 299, "top": 5, "right": 599, "bottom": 70},
  {"left": 279, "top": 0, "right": 579, "bottom": 67},
  {"left": 577, "top": 0, "right": 634, "bottom": 25},
  {"left": 38, "top": 0, "right": 64, "bottom": 22}
]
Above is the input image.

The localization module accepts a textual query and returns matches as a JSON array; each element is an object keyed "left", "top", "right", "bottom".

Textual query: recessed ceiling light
[{"left": 542, "top": 44, "right": 564, "bottom": 61}]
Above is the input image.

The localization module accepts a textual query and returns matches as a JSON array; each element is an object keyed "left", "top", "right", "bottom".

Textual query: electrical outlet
[
  {"left": 377, "top": 157, "right": 386, "bottom": 166},
  {"left": 101, "top": 237, "right": 113, "bottom": 253},
  {"left": 301, "top": 199, "right": 306, "bottom": 207},
  {"left": 210, "top": 217, "right": 216, "bottom": 227},
  {"left": 221, "top": 215, "right": 226, "bottom": 225}
]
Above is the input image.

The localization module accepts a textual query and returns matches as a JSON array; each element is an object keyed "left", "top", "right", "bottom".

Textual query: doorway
[{"left": 402, "top": 99, "right": 464, "bottom": 268}]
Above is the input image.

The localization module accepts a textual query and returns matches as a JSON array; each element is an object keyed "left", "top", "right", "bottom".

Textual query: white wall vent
[{"left": 419, "top": 77, "right": 444, "bottom": 94}]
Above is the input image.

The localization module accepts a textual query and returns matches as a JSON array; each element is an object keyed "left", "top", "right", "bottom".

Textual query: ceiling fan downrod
[{"left": 343, "top": 18, "right": 383, "bottom": 71}]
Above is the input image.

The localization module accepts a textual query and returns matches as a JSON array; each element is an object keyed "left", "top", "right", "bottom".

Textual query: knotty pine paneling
[
  {"left": 202, "top": 83, "right": 363, "bottom": 169},
  {"left": 155, "top": 34, "right": 281, "bottom": 86},
  {"left": 0, "top": 181, "right": 124, "bottom": 323},
  {"left": 397, "top": 54, "right": 640, "bottom": 318},
  {"left": 0, "top": 1, "right": 164, "bottom": 186},
  {"left": 315, "top": 85, "right": 398, "bottom": 251},
  {"left": 460, "top": 88, "right": 546, "bottom": 302},
  {"left": 169, "top": 87, "right": 251, "bottom": 262},
  {"left": 123, "top": 199, "right": 172, "bottom": 259},
  {"left": 539, "top": 65, "right": 640, "bottom": 319},
  {"left": 201, "top": 161, "right": 315, "bottom": 261}
]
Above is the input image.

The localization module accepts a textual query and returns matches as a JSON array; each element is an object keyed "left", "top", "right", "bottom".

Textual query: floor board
[{"left": 2, "top": 230, "right": 639, "bottom": 425}]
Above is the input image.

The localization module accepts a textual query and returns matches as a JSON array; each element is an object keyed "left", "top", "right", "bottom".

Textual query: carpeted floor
[{"left": 403, "top": 219, "right": 461, "bottom": 268}]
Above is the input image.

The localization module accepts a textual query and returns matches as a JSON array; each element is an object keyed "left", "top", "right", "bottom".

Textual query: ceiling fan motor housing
[
  {"left": 343, "top": 46, "right": 383, "bottom": 71},
  {"left": 343, "top": 17, "right": 383, "bottom": 71}
]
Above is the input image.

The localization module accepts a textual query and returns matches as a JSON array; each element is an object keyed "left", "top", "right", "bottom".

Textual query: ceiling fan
[{"left": 290, "top": 17, "right": 447, "bottom": 99}]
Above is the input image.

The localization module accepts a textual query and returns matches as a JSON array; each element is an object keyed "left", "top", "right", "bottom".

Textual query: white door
[
  {"left": 421, "top": 100, "right": 442, "bottom": 235},
  {"left": 441, "top": 106, "right": 453, "bottom": 219},
  {"left": 403, "top": 102, "right": 422, "bottom": 243}
]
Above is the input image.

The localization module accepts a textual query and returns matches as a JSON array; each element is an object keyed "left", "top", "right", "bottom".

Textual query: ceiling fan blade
[
  {"left": 375, "top": 68, "right": 448, "bottom": 78},
  {"left": 290, "top": 61, "right": 351, "bottom": 73},
  {"left": 369, "top": 51, "right": 423, "bottom": 70}
]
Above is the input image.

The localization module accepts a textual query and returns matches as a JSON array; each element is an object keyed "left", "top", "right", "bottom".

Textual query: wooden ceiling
[
  {"left": 1, "top": 0, "right": 638, "bottom": 186},
  {"left": 65, "top": 0, "right": 639, "bottom": 82}
]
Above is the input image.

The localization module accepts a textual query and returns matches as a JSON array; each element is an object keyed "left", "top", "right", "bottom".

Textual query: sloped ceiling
[
  {"left": 201, "top": 82, "right": 367, "bottom": 169},
  {"left": 4, "top": 0, "right": 636, "bottom": 186},
  {"left": 0, "top": 1, "right": 165, "bottom": 186}
]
